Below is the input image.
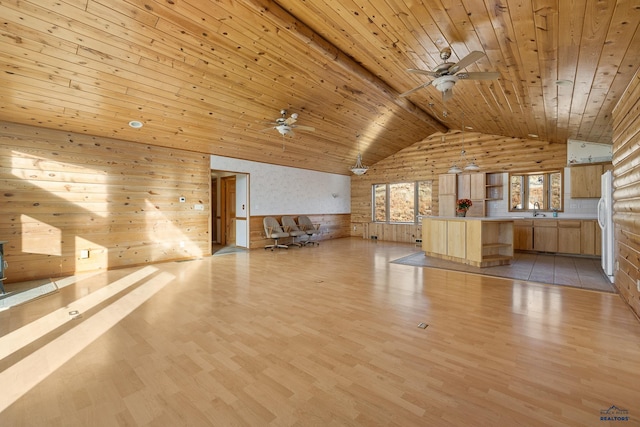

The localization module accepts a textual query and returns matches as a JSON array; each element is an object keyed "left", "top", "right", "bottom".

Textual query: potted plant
[{"left": 456, "top": 198, "right": 473, "bottom": 217}]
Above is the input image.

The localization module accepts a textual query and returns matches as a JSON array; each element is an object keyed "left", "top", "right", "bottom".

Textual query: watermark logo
[{"left": 600, "top": 405, "right": 629, "bottom": 422}]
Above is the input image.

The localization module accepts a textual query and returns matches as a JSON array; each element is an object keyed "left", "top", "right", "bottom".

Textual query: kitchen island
[{"left": 421, "top": 217, "right": 514, "bottom": 267}]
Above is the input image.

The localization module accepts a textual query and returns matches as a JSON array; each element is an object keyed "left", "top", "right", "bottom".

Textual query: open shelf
[
  {"left": 482, "top": 243, "right": 512, "bottom": 249},
  {"left": 485, "top": 173, "right": 504, "bottom": 201}
]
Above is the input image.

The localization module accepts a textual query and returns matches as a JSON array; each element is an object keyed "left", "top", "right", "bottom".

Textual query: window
[
  {"left": 372, "top": 181, "right": 432, "bottom": 223},
  {"left": 373, "top": 184, "right": 386, "bottom": 222},
  {"left": 509, "top": 171, "right": 563, "bottom": 212}
]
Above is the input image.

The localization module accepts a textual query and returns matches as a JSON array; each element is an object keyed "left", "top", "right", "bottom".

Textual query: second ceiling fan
[
  {"left": 400, "top": 47, "right": 499, "bottom": 101},
  {"left": 263, "top": 109, "right": 315, "bottom": 136}
]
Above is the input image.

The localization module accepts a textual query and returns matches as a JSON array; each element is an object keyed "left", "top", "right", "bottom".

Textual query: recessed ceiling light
[
  {"left": 128, "top": 120, "right": 143, "bottom": 129},
  {"left": 555, "top": 79, "right": 573, "bottom": 86}
]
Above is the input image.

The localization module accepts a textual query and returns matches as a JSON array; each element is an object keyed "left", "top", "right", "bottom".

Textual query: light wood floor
[{"left": 1, "top": 238, "right": 639, "bottom": 426}]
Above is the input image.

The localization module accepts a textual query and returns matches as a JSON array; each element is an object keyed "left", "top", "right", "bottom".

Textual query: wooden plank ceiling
[{"left": 1, "top": 0, "right": 638, "bottom": 175}]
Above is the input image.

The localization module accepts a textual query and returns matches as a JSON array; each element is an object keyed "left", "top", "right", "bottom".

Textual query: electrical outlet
[
  {"left": 79, "top": 249, "right": 89, "bottom": 259},
  {"left": 179, "top": 197, "right": 186, "bottom": 203}
]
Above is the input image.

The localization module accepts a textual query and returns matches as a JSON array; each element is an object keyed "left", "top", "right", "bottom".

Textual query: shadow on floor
[
  {"left": 392, "top": 251, "right": 616, "bottom": 293},
  {"left": 212, "top": 245, "right": 248, "bottom": 256}
]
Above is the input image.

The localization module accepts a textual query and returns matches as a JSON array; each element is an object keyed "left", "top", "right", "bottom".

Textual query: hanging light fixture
[
  {"left": 447, "top": 113, "right": 480, "bottom": 173},
  {"left": 350, "top": 136, "right": 368, "bottom": 175},
  {"left": 448, "top": 163, "right": 463, "bottom": 174},
  {"left": 445, "top": 134, "right": 462, "bottom": 173},
  {"left": 464, "top": 159, "right": 480, "bottom": 171}
]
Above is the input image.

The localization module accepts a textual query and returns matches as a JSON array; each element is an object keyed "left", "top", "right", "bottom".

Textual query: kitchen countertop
[
  {"left": 424, "top": 217, "right": 515, "bottom": 221},
  {"left": 497, "top": 216, "right": 597, "bottom": 220}
]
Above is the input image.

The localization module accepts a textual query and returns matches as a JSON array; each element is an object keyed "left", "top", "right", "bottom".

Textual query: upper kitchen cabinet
[
  {"left": 570, "top": 163, "right": 612, "bottom": 198},
  {"left": 457, "top": 173, "right": 487, "bottom": 217},
  {"left": 438, "top": 174, "right": 457, "bottom": 217},
  {"left": 457, "top": 173, "right": 486, "bottom": 200}
]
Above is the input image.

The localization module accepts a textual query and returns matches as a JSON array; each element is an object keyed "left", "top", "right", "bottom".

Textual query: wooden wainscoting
[
  {"left": 358, "top": 222, "right": 421, "bottom": 244},
  {"left": 249, "top": 214, "right": 351, "bottom": 249}
]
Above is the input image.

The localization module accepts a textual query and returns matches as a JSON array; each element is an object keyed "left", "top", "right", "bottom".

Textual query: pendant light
[
  {"left": 447, "top": 113, "right": 479, "bottom": 173},
  {"left": 446, "top": 134, "right": 462, "bottom": 174},
  {"left": 350, "top": 136, "right": 368, "bottom": 175}
]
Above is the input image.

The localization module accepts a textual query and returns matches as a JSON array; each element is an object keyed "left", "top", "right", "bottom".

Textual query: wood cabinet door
[
  {"left": 570, "top": 165, "right": 603, "bottom": 198},
  {"left": 558, "top": 223, "right": 581, "bottom": 254},
  {"left": 447, "top": 221, "right": 466, "bottom": 258},
  {"left": 430, "top": 220, "right": 448, "bottom": 255},
  {"left": 470, "top": 173, "right": 486, "bottom": 200},
  {"left": 457, "top": 174, "right": 471, "bottom": 199},
  {"left": 580, "top": 220, "right": 599, "bottom": 255},
  {"left": 438, "top": 194, "right": 456, "bottom": 217},
  {"left": 534, "top": 226, "right": 558, "bottom": 252},
  {"left": 514, "top": 225, "right": 533, "bottom": 250},
  {"left": 439, "top": 174, "right": 457, "bottom": 195}
]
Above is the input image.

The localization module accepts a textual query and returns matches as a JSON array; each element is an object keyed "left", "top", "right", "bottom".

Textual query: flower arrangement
[{"left": 456, "top": 198, "right": 473, "bottom": 211}]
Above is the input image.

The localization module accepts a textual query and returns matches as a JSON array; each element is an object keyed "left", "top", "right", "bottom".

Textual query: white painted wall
[
  {"left": 235, "top": 174, "right": 249, "bottom": 247},
  {"left": 210, "top": 155, "right": 351, "bottom": 215}
]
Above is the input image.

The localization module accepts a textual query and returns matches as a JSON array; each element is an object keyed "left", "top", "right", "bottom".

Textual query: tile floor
[{"left": 393, "top": 251, "right": 616, "bottom": 293}]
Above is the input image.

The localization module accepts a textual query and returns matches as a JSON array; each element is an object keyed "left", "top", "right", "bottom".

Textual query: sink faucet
[{"left": 533, "top": 202, "right": 546, "bottom": 217}]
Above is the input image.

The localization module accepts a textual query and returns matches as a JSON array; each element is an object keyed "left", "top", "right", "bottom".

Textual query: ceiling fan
[
  {"left": 400, "top": 47, "right": 499, "bottom": 101},
  {"left": 263, "top": 109, "right": 315, "bottom": 136}
]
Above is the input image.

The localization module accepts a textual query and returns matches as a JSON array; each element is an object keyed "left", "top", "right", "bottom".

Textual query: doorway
[
  {"left": 220, "top": 176, "right": 236, "bottom": 246},
  {"left": 210, "top": 176, "right": 217, "bottom": 244}
]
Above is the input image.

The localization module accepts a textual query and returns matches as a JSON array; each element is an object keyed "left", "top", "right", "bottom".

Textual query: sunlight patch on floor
[{"left": 0, "top": 269, "right": 173, "bottom": 412}]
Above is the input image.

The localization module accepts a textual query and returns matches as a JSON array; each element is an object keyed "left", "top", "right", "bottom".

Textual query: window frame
[
  {"left": 372, "top": 180, "right": 432, "bottom": 224},
  {"left": 508, "top": 170, "right": 564, "bottom": 212}
]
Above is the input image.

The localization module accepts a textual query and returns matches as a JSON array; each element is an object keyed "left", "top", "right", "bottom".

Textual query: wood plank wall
[
  {"left": 0, "top": 121, "right": 211, "bottom": 283},
  {"left": 351, "top": 131, "right": 567, "bottom": 240},
  {"left": 249, "top": 214, "right": 350, "bottom": 249},
  {"left": 612, "top": 71, "right": 640, "bottom": 317}
]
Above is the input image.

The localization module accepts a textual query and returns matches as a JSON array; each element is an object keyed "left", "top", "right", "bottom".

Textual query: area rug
[
  {"left": 391, "top": 252, "right": 616, "bottom": 293},
  {"left": 0, "top": 280, "right": 58, "bottom": 311}
]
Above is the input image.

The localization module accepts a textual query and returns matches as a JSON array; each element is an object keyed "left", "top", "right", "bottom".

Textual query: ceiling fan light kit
[
  {"left": 264, "top": 109, "right": 315, "bottom": 137},
  {"left": 400, "top": 47, "right": 499, "bottom": 99},
  {"left": 432, "top": 75, "right": 458, "bottom": 93}
]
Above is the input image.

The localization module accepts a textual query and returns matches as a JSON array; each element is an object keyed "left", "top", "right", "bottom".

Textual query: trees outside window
[
  {"left": 510, "top": 171, "right": 563, "bottom": 212},
  {"left": 372, "top": 181, "right": 432, "bottom": 223}
]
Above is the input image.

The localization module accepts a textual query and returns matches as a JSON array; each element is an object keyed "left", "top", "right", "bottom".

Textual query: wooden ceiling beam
[{"left": 242, "top": 0, "right": 448, "bottom": 134}]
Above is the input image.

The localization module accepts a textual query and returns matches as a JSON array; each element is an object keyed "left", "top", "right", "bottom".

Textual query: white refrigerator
[{"left": 597, "top": 170, "right": 615, "bottom": 283}]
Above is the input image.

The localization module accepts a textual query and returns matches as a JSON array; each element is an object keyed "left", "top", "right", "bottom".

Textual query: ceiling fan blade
[
  {"left": 399, "top": 80, "right": 433, "bottom": 97},
  {"left": 449, "top": 51, "right": 486, "bottom": 74},
  {"left": 442, "top": 87, "right": 454, "bottom": 102},
  {"left": 456, "top": 72, "right": 500, "bottom": 80},
  {"left": 293, "top": 125, "right": 315, "bottom": 132},
  {"left": 407, "top": 68, "right": 439, "bottom": 77},
  {"left": 284, "top": 116, "right": 297, "bottom": 126}
]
